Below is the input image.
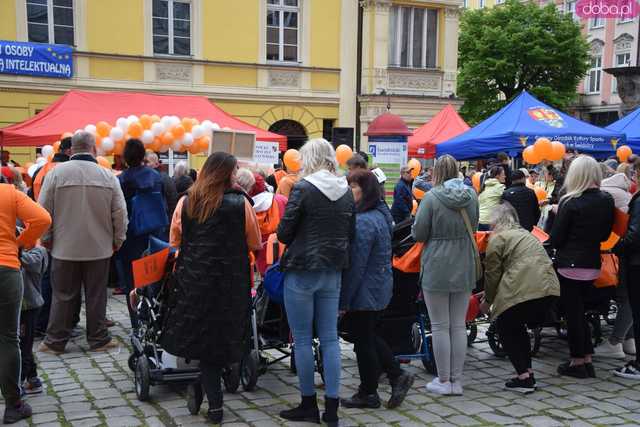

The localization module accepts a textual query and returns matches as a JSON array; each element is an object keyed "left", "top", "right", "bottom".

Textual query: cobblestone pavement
[{"left": 3, "top": 295, "right": 640, "bottom": 426}]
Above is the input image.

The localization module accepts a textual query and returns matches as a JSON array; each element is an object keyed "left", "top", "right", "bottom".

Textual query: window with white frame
[
  {"left": 479, "top": 0, "right": 486, "bottom": 7},
  {"left": 590, "top": 16, "right": 604, "bottom": 28},
  {"left": 389, "top": 6, "right": 438, "bottom": 69},
  {"left": 27, "top": 0, "right": 74, "bottom": 45},
  {"left": 563, "top": 0, "right": 578, "bottom": 21},
  {"left": 587, "top": 55, "right": 602, "bottom": 94},
  {"left": 266, "top": 0, "right": 299, "bottom": 63},
  {"left": 152, "top": 0, "right": 191, "bottom": 56},
  {"left": 495, "top": 0, "right": 505, "bottom": 5},
  {"left": 612, "top": 51, "right": 631, "bottom": 93},
  {"left": 618, "top": 16, "right": 634, "bottom": 24}
]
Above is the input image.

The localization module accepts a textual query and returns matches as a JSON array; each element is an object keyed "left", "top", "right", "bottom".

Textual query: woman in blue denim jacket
[{"left": 340, "top": 170, "right": 414, "bottom": 410}]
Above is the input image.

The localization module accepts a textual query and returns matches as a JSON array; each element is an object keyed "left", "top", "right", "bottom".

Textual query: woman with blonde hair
[
  {"left": 483, "top": 202, "right": 559, "bottom": 393},
  {"left": 551, "top": 155, "right": 614, "bottom": 378},
  {"left": 412, "top": 154, "right": 479, "bottom": 395},
  {"left": 277, "top": 139, "right": 354, "bottom": 426}
]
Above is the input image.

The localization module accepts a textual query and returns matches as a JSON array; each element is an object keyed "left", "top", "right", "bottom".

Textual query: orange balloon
[
  {"left": 171, "top": 125, "right": 186, "bottom": 139},
  {"left": 472, "top": 172, "right": 482, "bottom": 193},
  {"left": 96, "top": 121, "right": 111, "bottom": 138},
  {"left": 182, "top": 118, "right": 194, "bottom": 132},
  {"left": 617, "top": 145, "right": 633, "bottom": 162},
  {"left": 114, "top": 140, "right": 125, "bottom": 156},
  {"left": 407, "top": 158, "right": 421, "bottom": 179},
  {"left": 139, "top": 115, "right": 152, "bottom": 130},
  {"left": 149, "top": 138, "right": 162, "bottom": 152},
  {"left": 534, "top": 137, "right": 553, "bottom": 160},
  {"left": 523, "top": 145, "right": 542, "bottom": 165},
  {"left": 161, "top": 132, "right": 174, "bottom": 146},
  {"left": 95, "top": 135, "right": 102, "bottom": 148},
  {"left": 335, "top": 144, "right": 353, "bottom": 166},
  {"left": 534, "top": 186, "right": 547, "bottom": 202},
  {"left": 601, "top": 232, "right": 620, "bottom": 251},
  {"left": 128, "top": 122, "right": 143, "bottom": 138},
  {"left": 283, "top": 149, "right": 301, "bottom": 173},
  {"left": 96, "top": 156, "right": 112, "bottom": 170},
  {"left": 53, "top": 141, "right": 61, "bottom": 153},
  {"left": 197, "top": 136, "right": 211, "bottom": 153},
  {"left": 191, "top": 118, "right": 200, "bottom": 126},
  {"left": 549, "top": 141, "right": 566, "bottom": 161},
  {"left": 61, "top": 132, "right": 73, "bottom": 139}
]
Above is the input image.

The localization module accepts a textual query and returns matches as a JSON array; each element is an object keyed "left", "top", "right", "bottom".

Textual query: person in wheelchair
[{"left": 481, "top": 202, "right": 560, "bottom": 394}]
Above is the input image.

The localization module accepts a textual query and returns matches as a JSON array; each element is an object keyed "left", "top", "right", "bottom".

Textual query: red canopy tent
[
  {"left": 408, "top": 104, "right": 469, "bottom": 159},
  {"left": 0, "top": 90, "right": 287, "bottom": 151}
]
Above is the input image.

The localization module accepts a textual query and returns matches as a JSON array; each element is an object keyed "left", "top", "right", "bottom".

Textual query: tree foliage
[{"left": 457, "top": 0, "right": 590, "bottom": 124}]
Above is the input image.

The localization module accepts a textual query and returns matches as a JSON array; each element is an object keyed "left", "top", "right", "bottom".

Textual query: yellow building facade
[{"left": 0, "top": 0, "right": 462, "bottom": 165}]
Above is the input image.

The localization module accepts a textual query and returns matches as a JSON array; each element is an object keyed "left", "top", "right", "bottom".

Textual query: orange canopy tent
[
  {"left": 408, "top": 104, "right": 469, "bottom": 159},
  {"left": 0, "top": 90, "right": 287, "bottom": 151}
]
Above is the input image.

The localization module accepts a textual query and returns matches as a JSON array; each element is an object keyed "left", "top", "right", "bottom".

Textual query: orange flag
[{"left": 132, "top": 248, "right": 170, "bottom": 288}]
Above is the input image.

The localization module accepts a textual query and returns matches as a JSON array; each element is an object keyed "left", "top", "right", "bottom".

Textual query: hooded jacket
[
  {"left": 412, "top": 178, "right": 479, "bottom": 293},
  {"left": 340, "top": 201, "right": 393, "bottom": 311},
  {"left": 277, "top": 170, "right": 355, "bottom": 271},
  {"left": 601, "top": 173, "right": 631, "bottom": 213},
  {"left": 501, "top": 182, "right": 540, "bottom": 231},
  {"left": 478, "top": 178, "right": 505, "bottom": 224}
]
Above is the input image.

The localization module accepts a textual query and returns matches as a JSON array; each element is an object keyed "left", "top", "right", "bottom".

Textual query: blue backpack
[
  {"left": 263, "top": 261, "right": 285, "bottom": 304},
  {"left": 129, "top": 188, "right": 169, "bottom": 237}
]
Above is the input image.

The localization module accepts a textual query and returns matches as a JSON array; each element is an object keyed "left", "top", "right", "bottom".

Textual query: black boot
[
  {"left": 322, "top": 396, "right": 339, "bottom": 427},
  {"left": 279, "top": 394, "right": 320, "bottom": 423},
  {"left": 206, "top": 393, "right": 223, "bottom": 424}
]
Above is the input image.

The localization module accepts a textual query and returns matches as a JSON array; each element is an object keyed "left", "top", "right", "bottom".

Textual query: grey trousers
[
  {"left": 0, "top": 266, "right": 23, "bottom": 406},
  {"left": 423, "top": 290, "right": 471, "bottom": 383},
  {"left": 611, "top": 278, "right": 634, "bottom": 344},
  {"left": 45, "top": 258, "right": 111, "bottom": 350}
]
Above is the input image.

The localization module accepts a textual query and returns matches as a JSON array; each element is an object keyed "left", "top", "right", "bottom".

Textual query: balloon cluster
[
  {"left": 522, "top": 138, "right": 566, "bottom": 164},
  {"left": 53, "top": 115, "right": 220, "bottom": 157},
  {"left": 617, "top": 145, "right": 633, "bottom": 162}
]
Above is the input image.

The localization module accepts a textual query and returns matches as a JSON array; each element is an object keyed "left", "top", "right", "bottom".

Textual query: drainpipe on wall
[{"left": 356, "top": 2, "right": 364, "bottom": 152}]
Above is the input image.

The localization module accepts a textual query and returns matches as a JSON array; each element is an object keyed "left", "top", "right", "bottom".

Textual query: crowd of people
[{"left": 2, "top": 134, "right": 640, "bottom": 426}]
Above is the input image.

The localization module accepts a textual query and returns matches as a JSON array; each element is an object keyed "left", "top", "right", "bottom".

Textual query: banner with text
[
  {"left": 368, "top": 141, "right": 408, "bottom": 165},
  {"left": 0, "top": 40, "right": 73, "bottom": 79},
  {"left": 253, "top": 141, "right": 280, "bottom": 165}
]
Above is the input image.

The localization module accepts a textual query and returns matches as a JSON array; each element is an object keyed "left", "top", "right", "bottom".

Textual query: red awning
[
  {"left": 0, "top": 89, "right": 287, "bottom": 151},
  {"left": 408, "top": 105, "right": 469, "bottom": 159}
]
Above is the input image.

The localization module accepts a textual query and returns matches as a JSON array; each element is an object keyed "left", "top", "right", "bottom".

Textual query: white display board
[{"left": 253, "top": 141, "right": 280, "bottom": 165}]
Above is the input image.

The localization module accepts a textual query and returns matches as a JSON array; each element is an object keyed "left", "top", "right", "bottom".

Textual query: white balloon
[
  {"left": 110, "top": 127, "right": 124, "bottom": 141},
  {"left": 127, "top": 115, "right": 139, "bottom": 124},
  {"left": 191, "top": 125, "right": 204, "bottom": 139},
  {"left": 28, "top": 164, "right": 39, "bottom": 178},
  {"left": 182, "top": 133, "right": 194, "bottom": 146},
  {"left": 213, "top": 124, "right": 222, "bottom": 130},
  {"left": 141, "top": 130, "right": 154, "bottom": 145},
  {"left": 41, "top": 145, "right": 54, "bottom": 158},
  {"left": 84, "top": 124, "right": 97, "bottom": 135},
  {"left": 170, "top": 116, "right": 181, "bottom": 127},
  {"left": 36, "top": 157, "right": 47, "bottom": 166},
  {"left": 201, "top": 120, "right": 213, "bottom": 133},
  {"left": 101, "top": 137, "right": 115, "bottom": 152},
  {"left": 151, "top": 122, "right": 165, "bottom": 136},
  {"left": 116, "top": 117, "right": 128, "bottom": 131}
]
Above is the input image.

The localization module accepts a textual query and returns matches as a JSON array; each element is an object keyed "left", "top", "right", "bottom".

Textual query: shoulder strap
[{"left": 460, "top": 209, "right": 478, "bottom": 250}]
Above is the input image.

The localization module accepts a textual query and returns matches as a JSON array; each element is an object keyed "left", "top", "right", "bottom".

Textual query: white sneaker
[
  {"left": 451, "top": 381, "right": 463, "bottom": 396},
  {"left": 624, "top": 338, "right": 636, "bottom": 356},
  {"left": 596, "top": 341, "right": 626, "bottom": 359},
  {"left": 426, "top": 378, "right": 452, "bottom": 395},
  {"left": 613, "top": 362, "right": 640, "bottom": 380}
]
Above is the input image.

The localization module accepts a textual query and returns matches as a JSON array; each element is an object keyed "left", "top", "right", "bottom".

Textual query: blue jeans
[{"left": 284, "top": 270, "right": 341, "bottom": 399}]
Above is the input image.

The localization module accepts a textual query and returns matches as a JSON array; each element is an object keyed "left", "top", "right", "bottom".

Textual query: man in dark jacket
[
  {"left": 390, "top": 166, "right": 413, "bottom": 224},
  {"left": 144, "top": 152, "right": 178, "bottom": 219},
  {"left": 497, "top": 152, "right": 513, "bottom": 188},
  {"left": 502, "top": 170, "right": 540, "bottom": 232}
]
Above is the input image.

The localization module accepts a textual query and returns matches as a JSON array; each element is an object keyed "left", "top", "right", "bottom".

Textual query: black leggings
[
  {"left": 200, "top": 361, "right": 222, "bottom": 407},
  {"left": 627, "top": 266, "right": 640, "bottom": 365},
  {"left": 341, "top": 311, "right": 403, "bottom": 394},
  {"left": 559, "top": 276, "right": 595, "bottom": 359},
  {"left": 496, "top": 297, "right": 554, "bottom": 375},
  {"left": 20, "top": 309, "right": 39, "bottom": 381}
]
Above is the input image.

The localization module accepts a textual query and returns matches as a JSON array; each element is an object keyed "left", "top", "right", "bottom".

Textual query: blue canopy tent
[
  {"left": 606, "top": 106, "right": 640, "bottom": 152},
  {"left": 436, "top": 91, "right": 624, "bottom": 160}
]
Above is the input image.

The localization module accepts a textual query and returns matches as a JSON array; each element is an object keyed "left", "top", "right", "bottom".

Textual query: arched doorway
[{"left": 269, "top": 120, "right": 307, "bottom": 150}]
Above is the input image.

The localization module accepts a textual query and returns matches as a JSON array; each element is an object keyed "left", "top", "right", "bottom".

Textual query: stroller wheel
[
  {"left": 606, "top": 301, "right": 618, "bottom": 326},
  {"left": 135, "top": 357, "right": 151, "bottom": 402},
  {"left": 487, "top": 323, "right": 507, "bottom": 358},
  {"left": 240, "top": 351, "right": 259, "bottom": 392},
  {"left": 223, "top": 363, "right": 240, "bottom": 394},
  {"left": 289, "top": 347, "right": 297, "bottom": 374},
  {"left": 314, "top": 343, "right": 325, "bottom": 384},
  {"left": 421, "top": 335, "right": 437, "bottom": 375},
  {"left": 467, "top": 322, "right": 478, "bottom": 347},
  {"left": 128, "top": 354, "right": 138, "bottom": 372}
]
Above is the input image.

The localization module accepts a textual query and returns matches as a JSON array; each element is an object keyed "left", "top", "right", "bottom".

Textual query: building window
[
  {"left": 590, "top": 16, "right": 604, "bottom": 29},
  {"left": 612, "top": 51, "right": 631, "bottom": 93},
  {"left": 479, "top": 0, "right": 485, "bottom": 7},
  {"left": 27, "top": 0, "right": 74, "bottom": 45},
  {"left": 152, "top": 0, "right": 191, "bottom": 56},
  {"left": 495, "top": 0, "right": 504, "bottom": 5},
  {"left": 563, "top": 0, "right": 578, "bottom": 21},
  {"left": 587, "top": 55, "right": 602, "bottom": 94},
  {"left": 462, "top": 0, "right": 468, "bottom": 8},
  {"left": 389, "top": 6, "right": 438, "bottom": 69},
  {"left": 618, "top": 16, "right": 634, "bottom": 24},
  {"left": 266, "top": 0, "right": 299, "bottom": 63}
]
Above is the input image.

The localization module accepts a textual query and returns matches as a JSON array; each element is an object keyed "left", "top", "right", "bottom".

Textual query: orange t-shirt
[
  {"left": 276, "top": 174, "right": 299, "bottom": 198},
  {"left": 0, "top": 184, "right": 51, "bottom": 270}
]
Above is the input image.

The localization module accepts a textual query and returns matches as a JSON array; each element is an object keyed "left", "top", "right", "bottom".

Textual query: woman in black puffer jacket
[{"left": 551, "top": 155, "right": 614, "bottom": 379}]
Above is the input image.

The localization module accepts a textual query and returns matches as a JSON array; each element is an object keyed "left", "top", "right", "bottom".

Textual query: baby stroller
[{"left": 128, "top": 238, "right": 240, "bottom": 401}]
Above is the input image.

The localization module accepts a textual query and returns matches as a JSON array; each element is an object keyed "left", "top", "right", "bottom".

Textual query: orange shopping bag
[
  {"left": 393, "top": 242, "right": 424, "bottom": 273},
  {"left": 132, "top": 247, "right": 170, "bottom": 288},
  {"left": 595, "top": 253, "right": 619, "bottom": 288}
]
